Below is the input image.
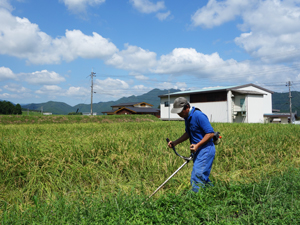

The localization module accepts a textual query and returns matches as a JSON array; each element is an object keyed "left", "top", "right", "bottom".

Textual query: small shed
[
  {"left": 264, "top": 112, "right": 297, "bottom": 124},
  {"left": 82, "top": 112, "right": 97, "bottom": 116},
  {"left": 43, "top": 112, "right": 52, "bottom": 115}
]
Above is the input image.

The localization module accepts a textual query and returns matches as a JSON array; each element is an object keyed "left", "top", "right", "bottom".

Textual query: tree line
[{"left": 0, "top": 101, "right": 22, "bottom": 115}]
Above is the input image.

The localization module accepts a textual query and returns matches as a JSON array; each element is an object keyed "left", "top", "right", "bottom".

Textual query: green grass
[
  {"left": 2, "top": 168, "right": 300, "bottom": 224},
  {"left": 1, "top": 116, "right": 300, "bottom": 223},
  {"left": 0, "top": 114, "right": 160, "bottom": 125}
]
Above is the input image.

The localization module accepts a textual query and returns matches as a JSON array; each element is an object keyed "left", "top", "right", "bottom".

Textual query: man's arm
[
  {"left": 168, "top": 132, "right": 189, "bottom": 148},
  {"left": 190, "top": 133, "right": 214, "bottom": 153}
]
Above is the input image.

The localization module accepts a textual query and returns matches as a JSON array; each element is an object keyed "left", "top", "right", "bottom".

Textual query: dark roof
[
  {"left": 101, "top": 110, "right": 116, "bottom": 113},
  {"left": 124, "top": 107, "right": 159, "bottom": 113},
  {"left": 102, "top": 107, "right": 159, "bottom": 114},
  {"left": 111, "top": 102, "right": 141, "bottom": 107},
  {"left": 111, "top": 102, "right": 153, "bottom": 107}
]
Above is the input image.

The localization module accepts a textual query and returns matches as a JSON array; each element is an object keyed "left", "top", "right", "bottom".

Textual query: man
[{"left": 167, "top": 97, "right": 215, "bottom": 193}]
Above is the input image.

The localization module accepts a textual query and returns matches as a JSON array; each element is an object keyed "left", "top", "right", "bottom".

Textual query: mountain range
[
  {"left": 19, "top": 89, "right": 300, "bottom": 115},
  {"left": 21, "top": 88, "right": 180, "bottom": 115}
]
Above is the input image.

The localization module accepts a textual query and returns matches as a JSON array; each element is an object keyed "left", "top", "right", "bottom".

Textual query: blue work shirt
[{"left": 185, "top": 107, "right": 214, "bottom": 150}]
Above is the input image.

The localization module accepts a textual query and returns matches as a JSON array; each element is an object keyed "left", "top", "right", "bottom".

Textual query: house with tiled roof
[{"left": 102, "top": 102, "right": 160, "bottom": 118}]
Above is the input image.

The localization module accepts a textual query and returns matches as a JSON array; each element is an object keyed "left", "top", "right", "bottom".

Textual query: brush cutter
[
  {"left": 143, "top": 132, "right": 222, "bottom": 203},
  {"left": 143, "top": 138, "right": 193, "bottom": 203}
]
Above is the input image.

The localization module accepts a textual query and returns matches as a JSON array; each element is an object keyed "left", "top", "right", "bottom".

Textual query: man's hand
[
  {"left": 168, "top": 141, "right": 175, "bottom": 149},
  {"left": 190, "top": 144, "right": 199, "bottom": 153}
]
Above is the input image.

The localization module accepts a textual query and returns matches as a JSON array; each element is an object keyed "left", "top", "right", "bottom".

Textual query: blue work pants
[{"left": 191, "top": 143, "right": 215, "bottom": 192}]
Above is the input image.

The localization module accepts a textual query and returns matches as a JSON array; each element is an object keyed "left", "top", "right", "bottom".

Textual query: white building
[
  {"left": 82, "top": 112, "right": 97, "bottom": 116},
  {"left": 159, "top": 83, "right": 273, "bottom": 123}
]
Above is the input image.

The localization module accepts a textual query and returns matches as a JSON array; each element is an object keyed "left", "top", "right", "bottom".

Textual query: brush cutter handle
[{"left": 166, "top": 138, "right": 193, "bottom": 161}]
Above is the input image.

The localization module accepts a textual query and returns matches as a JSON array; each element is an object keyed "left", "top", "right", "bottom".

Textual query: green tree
[
  {"left": 15, "top": 104, "right": 22, "bottom": 115},
  {"left": 0, "top": 101, "right": 16, "bottom": 114},
  {"left": 0, "top": 101, "right": 3, "bottom": 114}
]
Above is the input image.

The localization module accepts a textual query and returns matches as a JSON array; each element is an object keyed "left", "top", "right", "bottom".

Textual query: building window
[
  {"left": 164, "top": 101, "right": 169, "bottom": 107},
  {"left": 190, "top": 91, "right": 227, "bottom": 103},
  {"left": 240, "top": 99, "right": 245, "bottom": 111}
]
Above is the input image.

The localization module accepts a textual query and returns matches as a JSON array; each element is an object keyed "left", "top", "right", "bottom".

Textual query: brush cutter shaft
[
  {"left": 146, "top": 160, "right": 188, "bottom": 200},
  {"left": 144, "top": 139, "right": 193, "bottom": 202}
]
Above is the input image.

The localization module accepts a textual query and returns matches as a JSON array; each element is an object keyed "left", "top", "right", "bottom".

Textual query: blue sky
[{"left": 1, "top": 0, "right": 300, "bottom": 106}]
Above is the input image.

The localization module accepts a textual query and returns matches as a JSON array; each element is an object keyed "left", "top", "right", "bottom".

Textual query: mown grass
[{"left": 1, "top": 116, "right": 300, "bottom": 223}]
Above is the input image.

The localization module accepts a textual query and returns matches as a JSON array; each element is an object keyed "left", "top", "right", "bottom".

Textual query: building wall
[
  {"left": 160, "top": 95, "right": 228, "bottom": 122},
  {"left": 235, "top": 86, "right": 272, "bottom": 114},
  {"left": 247, "top": 95, "right": 264, "bottom": 123},
  {"left": 232, "top": 93, "right": 247, "bottom": 123},
  {"left": 191, "top": 102, "right": 228, "bottom": 122},
  {"left": 160, "top": 95, "right": 190, "bottom": 120},
  {"left": 264, "top": 117, "right": 289, "bottom": 124},
  {"left": 116, "top": 108, "right": 133, "bottom": 115}
]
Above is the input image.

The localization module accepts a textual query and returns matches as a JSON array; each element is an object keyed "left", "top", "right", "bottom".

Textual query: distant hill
[
  {"left": 272, "top": 91, "right": 300, "bottom": 113},
  {"left": 20, "top": 89, "right": 300, "bottom": 115},
  {"left": 22, "top": 88, "right": 180, "bottom": 115},
  {"left": 23, "top": 101, "right": 74, "bottom": 115}
]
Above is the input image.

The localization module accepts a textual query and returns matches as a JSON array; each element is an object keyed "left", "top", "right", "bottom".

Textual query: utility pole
[
  {"left": 168, "top": 90, "right": 170, "bottom": 121},
  {"left": 286, "top": 81, "right": 292, "bottom": 123},
  {"left": 89, "top": 71, "right": 96, "bottom": 116}
]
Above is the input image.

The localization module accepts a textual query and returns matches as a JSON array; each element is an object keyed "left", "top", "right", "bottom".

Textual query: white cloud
[
  {"left": 35, "top": 85, "right": 62, "bottom": 95},
  {"left": 54, "top": 30, "right": 118, "bottom": 62},
  {"left": 191, "top": 0, "right": 250, "bottom": 28},
  {"left": 156, "top": 82, "right": 187, "bottom": 90},
  {"left": 105, "top": 44, "right": 157, "bottom": 72},
  {"left": 23, "top": 70, "right": 66, "bottom": 85},
  {"left": 0, "top": 0, "right": 13, "bottom": 11},
  {"left": 130, "top": 0, "right": 165, "bottom": 14},
  {"left": 132, "top": 84, "right": 152, "bottom": 95},
  {"left": 234, "top": 0, "right": 300, "bottom": 62},
  {"left": 94, "top": 77, "right": 129, "bottom": 91},
  {"left": 152, "top": 47, "right": 300, "bottom": 84},
  {"left": 0, "top": 66, "right": 17, "bottom": 81},
  {"left": 192, "top": 0, "right": 300, "bottom": 63},
  {"left": 153, "top": 48, "right": 225, "bottom": 75},
  {"left": 0, "top": 92, "right": 10, "bottom": 98},
  {"left": 92, "top": 77, "right": 152, "bottom": 100},
  {"left": 60, "top": 0, "right": 105, "bottom": 13},
  {"left": 65, "top": 86, "right": 90, "bottom": 97},
  {"left": 135, "top": 74, "right": 150, "bottom": 80},
  {"left": 1, "top": 83, "right": 33, "bottom": 101},
  {"left": 0, "top": 9, "right": 118, "bottom": 64},
  {"left": 156, "top": 10, "right": 171, "bottom": 21},
  {"left": 129, "top": 72, "right": 150, "bottom": 80},
  {"left": 4, "top": 83, "right": 30, "bottom": 93}
]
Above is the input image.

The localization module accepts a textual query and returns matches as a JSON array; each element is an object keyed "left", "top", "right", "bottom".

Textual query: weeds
[
  {"left": 0, "top": 116, "right": 300, "bottom": 223},
  {"left": 2, "top": 168, "right": 300, "bottom": 224}
]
